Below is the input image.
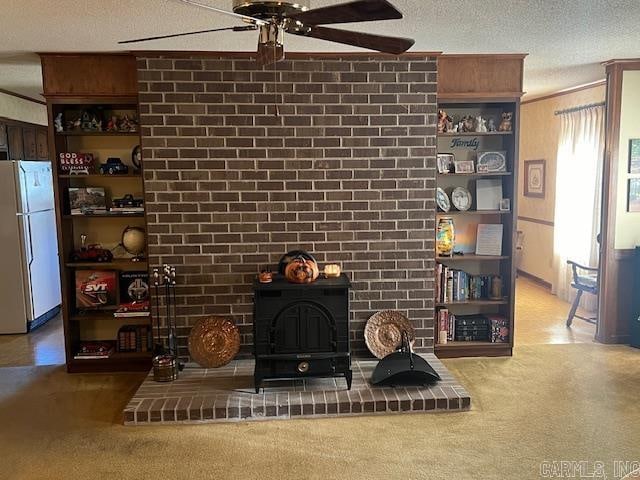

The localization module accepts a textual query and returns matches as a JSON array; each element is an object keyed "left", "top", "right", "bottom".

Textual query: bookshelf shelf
[
  {"left": 66, "top": 260, "right": 148, "bottom": 270},
  {"left": 63, "top": 213, "right": 145, "bottom": 219},
  {"left": 438, "top": 131, "right": 512, "bottom": 137},
  {"left": 437, "top": 255, "right": 509, "bottom": 261},
  {"left": 436, "top": 298, "right": 509, "bottom": 307},
  {"left": 437, "top": 210, "right": 510, "bottom": 216},
  {"left": 438, "top": 172, "right": 511, "bottom": 178},
  {"left": 59, "top": 173, "right": 142, "bottom": 179},
  {"left": 55, "top": 131, "right": 139, "bottom": 137}
]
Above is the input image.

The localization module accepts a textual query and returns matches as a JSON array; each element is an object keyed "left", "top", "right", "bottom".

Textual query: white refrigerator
[{"left": 0, "top": 161, "right": 61, "bottom": 333}]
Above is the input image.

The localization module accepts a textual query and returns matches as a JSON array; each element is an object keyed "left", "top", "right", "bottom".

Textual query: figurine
[
  {"left": 457, "top": 120, "right": 465, "bottom": 132},
  {"left": 54, "top": 113, "right": 64, "bottom": 133},
  {"left": 106, "top": 116, "right": 118, "bottom": 132},
  {"left": 119, "top": 114, "right": 138, "bottom": 132},
  {"left": 81, "top": 111, "right": 93, "bottom": 131},
  {"left": 461, "top": 115, "right": 475, "bottom": 133},
  {"left": 488, "top": 118, "right": 497, "bottom": 132},
  {"left": 475, "top": 115, "right": 488, "bottom": 133},
  {"left": 438, "top": 109, "right": 453, "bottom": 133},
  {"left": 90, "top": 115, "right": 102, "bottom": 132},
  {"left": 499, "top": 112, "right": 513, "bottom": 132}
]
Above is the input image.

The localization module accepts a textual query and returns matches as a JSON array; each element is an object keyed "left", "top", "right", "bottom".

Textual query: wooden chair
[{"left": 565, "top": 260, "right": 599, "bottom": 327}]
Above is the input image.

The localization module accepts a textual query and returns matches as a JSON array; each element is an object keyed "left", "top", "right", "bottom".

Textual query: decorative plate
[
  {"left": 451, "top": 187, "right": 472, "bottom": 211},
  {"left": 364, "top": 310, "right": 416, "bottom": 359},
  {"left": 188, "top": 316, "right": 240, "bottom": 368},
  {"left": 477, "top": 151, "right": 507, "bottom": 172},
  {"left": 436, "top": 187, "right": 450, "bottom": 212}
]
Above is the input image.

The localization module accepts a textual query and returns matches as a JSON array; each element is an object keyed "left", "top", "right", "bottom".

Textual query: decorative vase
[{"left": 436, "top": 217, "right": 455, "bottom": 257}]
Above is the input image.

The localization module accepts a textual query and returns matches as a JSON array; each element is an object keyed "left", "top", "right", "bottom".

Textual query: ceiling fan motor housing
[{"left": 233, "top": 0, "right": 310, "bottom": 19}]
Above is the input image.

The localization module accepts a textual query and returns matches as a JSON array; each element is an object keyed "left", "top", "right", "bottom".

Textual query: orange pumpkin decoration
[{"left": 284, "top": 256, "right": 320, "bottom": 284}]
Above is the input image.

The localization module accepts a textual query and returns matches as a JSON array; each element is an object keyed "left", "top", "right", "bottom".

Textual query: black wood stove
[{"left": 252, "top": 274, "right": 352, "bottom": 393}]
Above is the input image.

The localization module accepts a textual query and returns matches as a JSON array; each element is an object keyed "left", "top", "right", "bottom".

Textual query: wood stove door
[{"left": 272, "top": 302, "right": 334, "bottom": 354}]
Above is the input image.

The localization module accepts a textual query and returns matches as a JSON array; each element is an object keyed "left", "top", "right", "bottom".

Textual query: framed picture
[
  {"left": 524, "top": 159, "right": 545, "bottom": 198},
  {"left": 437, "top": 154, "right": 454, "bottom": 174},
  {"left": 499, "top": 198, "right": 511, "bottom": 211},
  {"left": 454, "top": 160, "right": 475, "bottom": 174},
  {"left": 477, "top": 164, "right": 490, "bottom": 174},
  {"left": 477, "top": 151, "right": 507, "bottom": 173},
  {"left": 628, "top": 178, "right": 640, "bottom": 212},
  {"left": 629, "top": 139, "right": 640, "bottom": 174}
]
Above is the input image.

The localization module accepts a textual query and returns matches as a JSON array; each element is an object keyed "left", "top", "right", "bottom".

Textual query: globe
[{"left": 122, "top": 226, "right": 145, "bottom": 260}]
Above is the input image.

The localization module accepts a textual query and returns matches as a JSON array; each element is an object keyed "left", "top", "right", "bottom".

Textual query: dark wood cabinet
[
  {"left": 23, "top": 127, "right": 37, "bottom": 159},
  {"left": 7, "top": 125, "right": 24, "bottom": 160},
  {"left": 36, "top": 128, "right": 49, "bottom": 159}
]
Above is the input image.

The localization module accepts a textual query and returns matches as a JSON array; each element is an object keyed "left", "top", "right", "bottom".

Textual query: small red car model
[{"left": 70, "top": 244, "right": 113, "bottom": 263}]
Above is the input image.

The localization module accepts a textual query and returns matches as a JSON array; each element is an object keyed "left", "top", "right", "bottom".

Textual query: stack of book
[
  {"left": 117, "top": 325, "right": 152, "bottom": 353},
  {"left": 436, "top": 312, "right": 509, "bottom": 344},
  {"left": 74, "top": 341, "right": 114, "bottom": 360},
  {"left": 435, "top": 263, "right": 494, "bottom": 303}
]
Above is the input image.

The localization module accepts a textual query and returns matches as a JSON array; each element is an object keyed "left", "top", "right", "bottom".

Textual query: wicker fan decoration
[
  {"left": 188, "top": 316, "right": 241, "bottom": 368},
  {"left": 364, "top": 310, "right": 415, "bottom": 359}
]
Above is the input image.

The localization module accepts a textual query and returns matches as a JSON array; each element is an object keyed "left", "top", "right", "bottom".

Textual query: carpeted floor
[{"left": 1, "top": 342, "right": 639, "bottom": 480}]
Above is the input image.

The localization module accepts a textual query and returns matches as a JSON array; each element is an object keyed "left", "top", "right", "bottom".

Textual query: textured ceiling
[{"left": 1, "top": 0, "right": 639, "bottom": 102}]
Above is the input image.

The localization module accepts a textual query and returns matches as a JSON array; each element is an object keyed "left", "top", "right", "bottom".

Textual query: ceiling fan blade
[
  {"left": 119, "top": 25, "right": 256, "bottom": 44},
  {"left": 289, "top": 0, "right": 402, "bottom": 25},
  {"left": 294, "top": 25, "right": 414, "bottom": 55},
  {"left": 256, "top": 42, "right": 285, "bottom": 68},
  {"left": 175, "top": 0, "right": 267, "bottom": 25}
]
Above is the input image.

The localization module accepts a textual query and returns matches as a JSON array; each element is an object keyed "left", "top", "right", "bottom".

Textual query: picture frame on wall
[
  {"left": 524, "top": 159, "right": 545, "bottom": 198},
  {"left": 629, "top": 139, "right": 640, "bottom": 174},
  {"left": 628, "top": 178, "right": 640, "bottom": 212}
]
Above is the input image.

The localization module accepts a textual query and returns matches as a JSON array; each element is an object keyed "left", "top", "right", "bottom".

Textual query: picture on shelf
[
  {"left": 75, "top": 270, "right": 118, "bottom": 309},
  {"left": 499, "top": 198, "right": 511, "bottom": 211},
  {"left": 68, "top": 187, "right": 107, "bottom": 215},
  {"left": 454, "top": 160, "right": 475, "bottom": 174},
  {"left": 628, "top": 178, "right": 640, "bottom": 212},
  {"left": 476, "top": 178, "right": 503, "bottom": 210},
  {"left": 629, "top": 139, "right": 640, "bottom": 174},
  {"left": 524, "top": 159, "right": 545, "bottom": 197},
  {"left": 437, "top": 154, "right": 454, "bottom": 174},
  {"left": 116, "top": 271, "right": 150, "bottom": 317},
  {"left": 58, "top": 152, "right": 95, "bottom": 175},
  {"left": 476, "top": 151, "right": 507, "bottom": 173},
  {"left": 475, "top": 224, "right": 503, "bottom": 256}
]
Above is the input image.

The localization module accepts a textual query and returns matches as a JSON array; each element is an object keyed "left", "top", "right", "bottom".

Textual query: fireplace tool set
[{"left": 151, "top": 265, "right": 183, "bottom": 382}]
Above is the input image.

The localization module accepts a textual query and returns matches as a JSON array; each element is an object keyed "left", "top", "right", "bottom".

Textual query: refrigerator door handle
[{"left": 17, "top": 214, "right": 34, "bottom": 319}]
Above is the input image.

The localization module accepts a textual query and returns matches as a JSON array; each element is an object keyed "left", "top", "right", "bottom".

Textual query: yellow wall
[
  {"left": 518, "top": 84, "right": 606, "bottom": 285},
  {"left": 615, "top": 70, "right": 640, "bottom": 249},
  {"left": 0, "top": 92, "right": 47, "bottom": 125}
]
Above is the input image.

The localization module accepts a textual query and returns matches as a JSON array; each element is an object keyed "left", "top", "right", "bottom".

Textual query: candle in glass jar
[{"left": 324, "top": 264, "right": 341, "bottom": 278}]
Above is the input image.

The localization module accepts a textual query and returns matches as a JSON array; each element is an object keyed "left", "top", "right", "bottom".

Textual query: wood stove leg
[{"left": 345, "top": 370, "right": 353, "bottom": 390}]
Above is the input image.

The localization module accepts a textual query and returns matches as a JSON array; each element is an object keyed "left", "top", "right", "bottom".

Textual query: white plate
[
  {"left": 477, "top": 151, "right": 507, "bottom": 172},
  {"left": 451, "top": 187, "right": 472, "bottom": 211},
  {"left": 437, "top": 187, "right": 450, "bottom": 212}
]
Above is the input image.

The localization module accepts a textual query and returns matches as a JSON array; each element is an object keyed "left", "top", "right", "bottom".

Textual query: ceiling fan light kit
[{"left": 120, "top": 0, "right": 415, "bottom": 66}]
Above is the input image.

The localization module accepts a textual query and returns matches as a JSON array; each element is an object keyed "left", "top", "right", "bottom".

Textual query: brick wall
[{"left": 137, "top": 53, "right": 437, "bottom": 358}]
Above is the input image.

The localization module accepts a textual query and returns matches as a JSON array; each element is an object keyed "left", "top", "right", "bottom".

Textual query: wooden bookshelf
[
  {"left": 45, "top": 89, "right": 151, "bottom": 373},
  {"left": 435, "top": 96, "right": 520, "bottom": 358}
]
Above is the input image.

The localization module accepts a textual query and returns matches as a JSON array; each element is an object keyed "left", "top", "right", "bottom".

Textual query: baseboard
[
  {"left": 517, "top": 270, "right": 552, "bottom": 290},
  {"left": 27, "top": 305, "right": 60, "bottom": 331}
]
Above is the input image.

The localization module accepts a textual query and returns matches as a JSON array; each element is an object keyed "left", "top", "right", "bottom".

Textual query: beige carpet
[{"left": 1, "top": 343, "right": 639, "bottom": 480}]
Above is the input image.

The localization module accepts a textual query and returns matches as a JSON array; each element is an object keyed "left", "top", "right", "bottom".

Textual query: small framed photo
[
  {"left": 628, "top": 178, "right": 640, "bottom": 212},
  {"left": 437, "top": 154, "right": 454, "bottom": 174},
  {"left": 629, "top": 139, "right": 640, "bottom": 174},
  {"left": 524, "top": 159, "right": 545, "bottom": 198},
  {"left": 499, "top": 198, "right": 511, "bottom": 211},
  {"left": 477, "top": 164, "right": 490, "bottom": 174},
  {"left": 454, "top": 160, "right": 475, "bottom": 174}
]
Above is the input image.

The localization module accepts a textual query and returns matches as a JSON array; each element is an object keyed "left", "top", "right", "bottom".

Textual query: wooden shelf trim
[
  {"left": 435, "top": 298, "right": 509, "bottom": 307},
  {"left": 66, "top": 259, "right": 148, "bottom": 269},
  {"left": 437, "top": 210, "right": 511, "bottom": 216},
  {"left": 58, "top": 173, "right": 142, "bottom": 179},
  {"left": 437, "top": 172, "right": 511, "bottom": 177},
  {"left": 436, "top": 255, "right": 510, "bottom": 261},
  {"left": 63, "top": 213, "right": 145, "bottom": 219},
  {"left": 55, "top": 131, "right": 139, "bottom": 137}
]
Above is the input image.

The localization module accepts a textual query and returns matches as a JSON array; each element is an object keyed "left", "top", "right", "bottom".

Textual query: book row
[
  {"left": 435, "top": 263, "right": 503, "bottom": 303},
  {"left": 437, "top": 310, "right": 510, "bottom": 344}
]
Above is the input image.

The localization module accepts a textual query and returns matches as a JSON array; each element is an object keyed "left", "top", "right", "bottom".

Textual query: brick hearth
[
  {"left": 137, "top": 54, "right": 438, "bottom": 359},
  {"left": 124, "top": 354, "right": 469, "bottom": 425}
]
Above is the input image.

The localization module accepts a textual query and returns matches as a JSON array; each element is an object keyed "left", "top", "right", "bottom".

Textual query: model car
[
  {"left": 99, "top": 157, "right": 129, "bottom": 175},
  {"left": 112, "top": 194, "right": 143, "bottom": 209},
  {"left": 70, "top": 244, "right": 113, "bottom": 263},
  {"left": 117, "top": 301, "right": 150, "bottom": 313}
]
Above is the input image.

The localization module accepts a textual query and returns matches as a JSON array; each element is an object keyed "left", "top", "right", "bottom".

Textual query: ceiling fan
[{"left": 120, "top": 0, "right": 415, "bottom": 67}]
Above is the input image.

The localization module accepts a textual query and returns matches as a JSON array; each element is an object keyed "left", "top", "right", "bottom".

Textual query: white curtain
[{"left": 552, "top": 105, "right": 604, "bottom": 310}]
